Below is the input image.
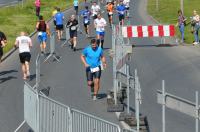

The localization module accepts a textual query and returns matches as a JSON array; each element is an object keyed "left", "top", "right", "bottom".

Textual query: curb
[{"left": 1, "top": 4, "right": 73, "bottom": 63}]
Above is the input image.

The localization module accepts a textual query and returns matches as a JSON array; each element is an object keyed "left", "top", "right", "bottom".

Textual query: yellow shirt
[{"left": 52, "top": 10, "right": 57, "bottom": 16}]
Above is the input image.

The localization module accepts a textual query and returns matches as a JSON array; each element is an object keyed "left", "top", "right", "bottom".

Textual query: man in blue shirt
[
  {"left": 73, "top": 0, "right": 79, "bottom": 15},
  {"left": 81, "top": 6, "right": 91, "bottom": 37},
  {"left": 116, "top": 0, "right": 126, "bottom": 25},
  {"left": 81, "top": 39, "right": 107, "bottom": 100},
  {"left": 55, "top": 8, "right": 64, "bottom": 40}
]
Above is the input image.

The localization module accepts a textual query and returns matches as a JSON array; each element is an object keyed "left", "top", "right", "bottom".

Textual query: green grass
[
  {"left": 0, "top": 0, "right": 74, "bottom": 54},
  {"left": 147, "top": 0, "right": 200, "bottom": 44}
]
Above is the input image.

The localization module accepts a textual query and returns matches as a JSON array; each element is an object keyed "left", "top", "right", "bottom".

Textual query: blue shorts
[
  {"left": 38, "top": 32, "right": 47, "bottom": 43},
  {"left": 96, "top": 31, "right": 105, "bottom": 36}
]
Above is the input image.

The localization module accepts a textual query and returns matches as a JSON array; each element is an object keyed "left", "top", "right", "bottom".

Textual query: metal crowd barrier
[{"left": 15, "top": 82, "right": 122, "bottom": 132}]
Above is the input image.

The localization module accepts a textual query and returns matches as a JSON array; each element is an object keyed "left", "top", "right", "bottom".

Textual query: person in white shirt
[
  {"left": 15, "top": 32, "right": 32, "bottom": 80},
  {"left": 91, "top": 1, "right": 101, "bottom": 19},
  {"left": 192, "top": 10, "right": 200, "bottom": 45},
  {"left": 123, "top": 0, "right": 130, "bottom": 17},
  {"left": 94, "top": 13, "right": 107, "bottom": 48}
]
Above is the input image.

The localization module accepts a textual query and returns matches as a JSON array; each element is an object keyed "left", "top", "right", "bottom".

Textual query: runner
[
  {"left": 80, "top": 39, "right": 107, "bottom": 100},
  {"left": 55, "top": 8, "right": 65, "bottom": 40},
  {"left": 91, "top": 1, "right": 101, "bottom": 20},
  {"left": 0, "top": 31, "right": 7, "bottom": 63},
  {"left": 94, "top": 13, "right": 107, "bottom": 48},
  {"left": 116, "top": 0, "right": 126, "bottom": 25},
  {"left": 66, "top": 15, "right": 78, "bottom": 51},
  {"left": 81, "top": 6, "right": 91, "bottom": 37},
  {"left": 14, "top": 32, "right": 32, "bottom": 80},
  {"left": 73, "top": 0, "right": 79, "bottom": 15},
  {"left": 123, "top": 0, "right": 130, "bottom": 17},
  {"left": 52, "top": 6, "right": 58, "bottom": 28},
  {"left": 35, "top": 0, "right": 41, "bottom": 17},
  {"left": 36, "top": 15, "right": 50, "bottom": 55},
  {"left": 106, "top": 1, "right": 114, "bottom": 26}
]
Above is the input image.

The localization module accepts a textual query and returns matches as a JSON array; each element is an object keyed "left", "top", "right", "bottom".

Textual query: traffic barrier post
[{"left": 44, "top": 32, "right": 60, "bottom": 62}]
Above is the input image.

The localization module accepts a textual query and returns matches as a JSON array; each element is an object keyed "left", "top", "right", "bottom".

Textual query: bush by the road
[
  {"left": 0, "top": 0, "right": 73, "bottom": 54},
  {"left": 148, "top": 0, "right": 199, "bottom": 44}
]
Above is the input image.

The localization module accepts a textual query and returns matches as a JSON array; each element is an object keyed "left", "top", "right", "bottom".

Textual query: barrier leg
[{"left": 14, "top": 120, "right": 26, "bottom": 132}]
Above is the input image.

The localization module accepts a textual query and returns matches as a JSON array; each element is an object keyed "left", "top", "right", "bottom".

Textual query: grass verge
[
  {"left": 147, "top": 0, "right": 200, "bottom": 44},
  {"left": 0, "top": 0, "right": 74, "bottom": 54}
]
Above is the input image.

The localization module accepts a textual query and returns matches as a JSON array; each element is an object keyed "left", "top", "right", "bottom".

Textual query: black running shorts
[
  {"left": 119, "top": 15, "right": 125, "bottom": 22},
  {"left": 86, "top": 66, "right": 101, "bottom": 81},
  {"left": 56, "top": 25, "right": 64, "bottom": 30},
  {"left": 19, "top": 52, "right": 31, "bottom": 64}
]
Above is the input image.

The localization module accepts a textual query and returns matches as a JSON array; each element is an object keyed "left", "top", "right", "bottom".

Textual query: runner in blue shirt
[
  {"left": 81, "top": 6, "right": 91, "bottom": 37},
  {"left": 73, "top": 0, "right": 79, "bottom": 15},
  {"left": 55, "top": 8, "right": 64, "bottom": 40},
  {"left": 116, "top": 0, "right": 126, "bottom": 25},
  {"left": 81, "top": 39, "right": 107, "bottom": 100}
]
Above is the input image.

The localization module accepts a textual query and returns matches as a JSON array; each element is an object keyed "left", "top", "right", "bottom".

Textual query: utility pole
[{"left": 180, "top": 0, "right": 184, "bottom": 14}]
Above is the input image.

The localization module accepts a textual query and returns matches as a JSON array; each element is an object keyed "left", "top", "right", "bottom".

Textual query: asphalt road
[
  {"left": 1, "top": 0, "right": 200, "bottom": 132},
  {"left": 0, "top": 0, "right": 20, "bottom": 6},
  {"left": 0, "top": 2, "right": 121, "bottom": 132},
  {"left": 127, "top": 0, "right": 200, "bottom": 132}
]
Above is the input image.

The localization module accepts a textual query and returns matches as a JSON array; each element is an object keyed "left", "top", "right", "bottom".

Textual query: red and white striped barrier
[{"left": 122, "top": 25, "right": 175, "bottom": 38}]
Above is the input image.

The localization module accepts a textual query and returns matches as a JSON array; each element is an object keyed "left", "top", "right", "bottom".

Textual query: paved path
[
  {"left": 1, "top": 0, "right": 200, "bottom": 132},
  {"left": 0, "top": 2, "right": 121, "bottom": 132},
  {"left": 127, "top": 0, "right": 200, "bottom": 131}
]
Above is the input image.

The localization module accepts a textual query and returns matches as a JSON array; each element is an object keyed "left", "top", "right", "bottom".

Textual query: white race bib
[
  {"left": 109, "top": 12, "right": 113, "bottom": 15},
  {"left": 84, "top": 19, "right": 89, "bottom": 24},
  {"left": 90, "top": 67, "right": 100, "bottom": 73},
  {"left": 71, "top": 26, "right": 76, "bottom": 30},
  {"left": 38, "top": 32, "right": 42, "bottom": 36},
  {"left": 120, "top": 11, "right": 125, "bottom": 15}
]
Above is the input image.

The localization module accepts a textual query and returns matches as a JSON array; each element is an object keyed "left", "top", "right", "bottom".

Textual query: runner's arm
[
  {"left": 80, "top": 54, "right": 89, "bottom": 67},
  {"left": 14, "top": 38, "right": 19, "bottom": 48}
]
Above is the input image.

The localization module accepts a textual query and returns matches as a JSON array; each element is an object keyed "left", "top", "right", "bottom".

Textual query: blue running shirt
[
  {"left": 81, "top": 9, "right": 90, "bottom": 23},
  {"left": 82, "top": 46, "right": 103, "bottom": 68},
  {"left": 116, "top": 5, "right": 126, "bottom": 16},
  {"left": 55, "top": 12, "right": 64, "bottom": 25}
]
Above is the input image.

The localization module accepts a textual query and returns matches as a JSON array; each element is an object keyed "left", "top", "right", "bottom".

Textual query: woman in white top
[
  {"left": 15, "top": 32, "right": 32, "bottom": 80},
  {"left": 193, "top": 10, "right": 200, "bottom": 45},
  {"left": 94, "top": 13, "right": 107, "bottom": 48}
]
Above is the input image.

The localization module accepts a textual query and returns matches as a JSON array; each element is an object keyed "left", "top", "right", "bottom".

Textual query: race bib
[
  {"left": 38, "top": 32, "right": 42, "bottom": 36},
  {"left": 71, "top": 26, "right": 76, "bottom": 30},
  {"left": 90, "top": 67, "right": 100, "bottom": 73},
  {"left": 84, "top": 19, "right": 89, "bottom": 24},
  {"left": 109, "top": 12, "right": 113, "bottom": 15},
  {"left": 120, "top": 11, "right": 125, "bottom": 15}
]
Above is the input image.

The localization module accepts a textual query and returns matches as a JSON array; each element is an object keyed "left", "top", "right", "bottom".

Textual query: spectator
[
  {"left": 192, "top": 10, "right": 200, "bottom": 45},
  {"left": 176, "top": 10, "right": 186, "bottom": 44},
  {"left": 0, "top": 31, "right": 7, "bottom": 63},
  {"left": 35, "top": 0, "right": 41, "bottom": 17}
]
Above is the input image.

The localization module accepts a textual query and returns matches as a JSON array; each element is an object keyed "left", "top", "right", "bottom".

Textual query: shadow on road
[
  {"left": 0, "top": 76, "right": 17, "bottom": 84},
  {"left": 0, "top": 70, "right": 18, "bottom": 76}
]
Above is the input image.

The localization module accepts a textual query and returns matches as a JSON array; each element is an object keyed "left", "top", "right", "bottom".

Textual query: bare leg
[
  {"left": 93, "top": 78, "right": 100, "bottom": 96},
  {"left": 22, "top": 64, "right": 26, "bottom": 80},
  {"left": 25, "top": 61, "right": 30, "bottom": 77}
]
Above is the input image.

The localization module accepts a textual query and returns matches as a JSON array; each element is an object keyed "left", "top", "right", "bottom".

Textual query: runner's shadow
[
  {"left": 98, "top": 93, "right": 107, "bottom": 99},
  {"left": 0, "top": 70, "right": 18, "bottom": 76},
  {"left": 29, "top": 74, "right": 43, "bottom": 81},
  {"left": 0, "top": 76, "right": 17, "bottom": 84}
]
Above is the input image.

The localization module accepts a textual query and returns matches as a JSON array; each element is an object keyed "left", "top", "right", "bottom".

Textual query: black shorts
[
  {"left": 69, "top": 30, "right": 77, "bottom": 38},
  {"left": 74, "top": 6, "right": 78, "bottom": 11},
  {"left": 19, "top": 52, "right": 31, "bottom": 64},
  {"left": 86, "top": 66, "right": 101, "bottom": 81},
  {"left": 126, "top": 7, "right": 129, "bottom": 10},
  {"left": 93, "top": 15, "right": 97, "bottom": 20},
  {"left": 56, "top": 25, "right": 64, "bottom": 30},
  {"left": 107, "top": 13, "right": 113, "bottom": 18},
  {"left": 84, "top": 23, "right": 90, "bottom": 27},
  {"left": 0, "top": 47, "right": 3, "bottom": 57},
  {"left": 119, "top": 15, "right": 125, "bottom": 22}
]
